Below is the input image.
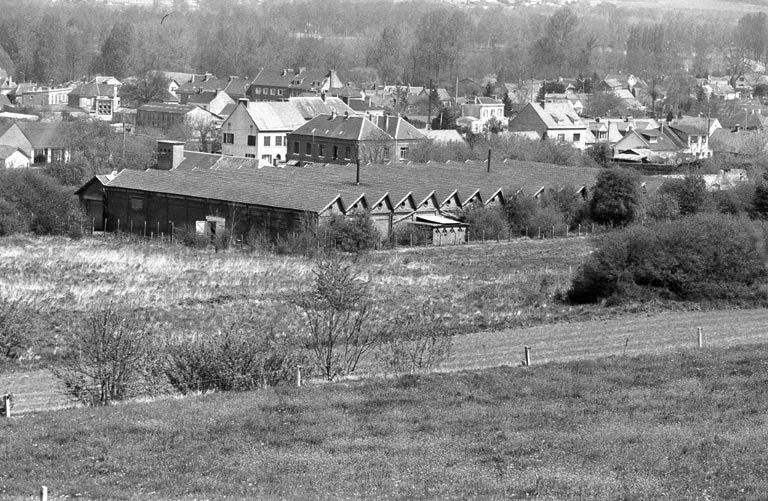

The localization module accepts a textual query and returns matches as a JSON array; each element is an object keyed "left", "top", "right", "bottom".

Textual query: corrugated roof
[{"left": 292, "top": 114, "right": 392, "bottom": 142}]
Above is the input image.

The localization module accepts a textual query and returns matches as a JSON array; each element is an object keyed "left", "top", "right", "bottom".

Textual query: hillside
[{"left": 3, "top": 344, "right": 768, "bottom": 499}]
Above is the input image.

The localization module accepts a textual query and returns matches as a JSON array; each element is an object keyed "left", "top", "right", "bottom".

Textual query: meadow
[{"left": 3, "top": 344, "right": 768, "bottom": 499}]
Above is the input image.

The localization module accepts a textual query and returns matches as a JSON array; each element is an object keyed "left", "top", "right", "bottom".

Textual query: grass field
[{"left": 3, "top": 344, "right": 768, "bottom": 499}]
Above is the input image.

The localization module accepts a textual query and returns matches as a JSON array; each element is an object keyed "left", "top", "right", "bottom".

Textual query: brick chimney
[{"left": 156, "top": 140, "right": 185, "bottom": 170}]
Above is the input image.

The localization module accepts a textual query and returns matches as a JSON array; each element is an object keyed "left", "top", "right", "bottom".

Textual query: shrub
[
  {"left": 659, "top": 176, "right": 708, "bottom": 215},
  {"left": 394, "top": 223, "right": 432, "bottom": 246},
  {"left": 462, "top": 204, "right": 509, "bottom": 241},
  {"left": 503, "top": 194, "right": 539, "bottom": 232},
  {"left": 589, "top": 167, "right": 642, "bottom": 227},
  {"left": 645, "top": 192, "right": 681, "bottom": 222},
  {"left": 320, "top": 210, "right": 379, "bottom": 253},
  {"left": 174, "top": 224, "right": 211, "bottom": 249},
  {"left": 0, "top": 299, "right": 34, "bottom": 362},
  {"left": 0, "top": 170, "right": 86, "bottom": 235},
  {"left": 376, "top": 302, "right": 453, "bottom": 377},
  {"left": 163, "top": 324, "right": 305, "bottom": 393},
  {"left": 568, "top": 213, "right": 768, "bottom": 304}
]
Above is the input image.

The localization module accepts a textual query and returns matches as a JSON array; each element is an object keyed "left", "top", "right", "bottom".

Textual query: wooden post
[
  {"left": 103, "top": 218, "right": 107, "bottom": 232},
  {"left": 698, "top": 327, "right": 703, "bottom": 348},
  {"left": 296, "top": 365, "right": 302, "bottom": 388},
  {"left": 578, "top": 223, "right": 581, "bottom": 237},
  {"left": 130, "top": 220, "right": 133, "bottom": 234},
  {"left": 143, "top": 221, "right": 147, "bottom": 237},
  {"left": 537, "top": 227, "right": 541, "bottom": 239},
  {"left": 482, "top": 229, "right": 486, "bottom": 242},
  {"left": 552, "top": 225, "right": 555, "bottom": 238},
  {"left": 170, "top": 222, "right": 174, "bottom": 243},
  {"left": 40, "top": 486, "right": 48, "bottom": 501},
  {"left": 524, "top": 346, "right": 531, "bottom": 367},
  {"left": 92, "top": 217, "right": 95, "bottom": 233},
  {"left": 2, "top": 394, "right": 10, "bottom": 418},
  {"left": 157, "top": 221, "right": 160, "bottom": 236},
  {"left": 117, "top": 219, "right": 120, "bottom": 233}
]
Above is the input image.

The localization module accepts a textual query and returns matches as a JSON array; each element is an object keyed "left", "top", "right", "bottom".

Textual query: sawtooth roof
[{"left": 100, "top": 156, "right": 607, "bottom": 215}]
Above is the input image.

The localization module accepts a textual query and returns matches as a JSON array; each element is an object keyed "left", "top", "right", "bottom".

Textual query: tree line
[{"left": 0, "top": 0, "right": 762, "bottom": 91}]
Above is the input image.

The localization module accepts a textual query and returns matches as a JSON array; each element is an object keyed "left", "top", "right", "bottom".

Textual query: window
[
  {"left": 223, "top": 133, "right": 234, "bottom": 144},
  {"left": 262, "top": 154, "right": 272, "bottom": 164},
  {"left": 344, "top": 146, "right": 351, "bottom": 159},
  {"left": 383, "top": 147, "right": 390, "bottom": 161},
  {"left": 399, "top": 146, "right": 408, "bottom": 160},
  {"left": 264, "top": 135, "right": 271, "bottom": 146},
  {"left": 245, "top": 153, "right": 256, "bottom": 158},
  {"left": 305, "top": 142, "right": 312, "bottom": 155},
  {"left": 275, "top": 136, "right": 283, "bottom": 146},
  {"left": 277, "top": 89, "right": 283, "bottom": 96},
  {"left": 247, "top": 135, "right": 256, "bottom": 146},
  {"left": 254, "top": 87, "right": 261, "bottom": 94},
  {"left": 130, "top": 197, "right": 143, "bottom": 211},
  {"left": 573, "top": 133, "right": 580, "bottom": 142},
  {"left": 270, "top": 88, "right": 275, "bottom": 95},
  {"left": 293, "top": 141, "right": 300, "bottom": 154},
  {"left": 319, "top": 144, "right": 325, "bottom": 157},
  {"left": 557, "top": 134, "right": 565, "bottom": 142},
  {"left": 333, "top": 145, "right": 339, "bottom": 160}
]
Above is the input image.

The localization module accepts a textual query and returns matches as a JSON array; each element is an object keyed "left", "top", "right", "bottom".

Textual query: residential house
[
  {"left": 508, "top": 102, "right": 590, "bottom": 150},
  {"left": 288, "top": 96, "right": 356, "bottom": 120},
  {"left": 68, "top": 80, "right": 121, "bottom": 121},
  {"left": 176, "top": 74, "right": 250, "bottom": 104},
  {"left": 0, "top": 146, "right": 30, "bottom": 168},
  {"left": 186, "top": 90, "right": 236, "bottom": 116},
  {"left": 612, "top": 123, "right": 705, "bottom": 163},
  {"left": 248, "top": 68, "right": 342, "bottom": 101},
  {"left": 0, "top": 121, "right": 70, "bottom": 164},
  {"left": 136, "top": 102, "right": 220, "bottom": 131},
  {"left": 287, "top": 112, "right": 393, "bottom": 165},
  {"left": 371, "top": 115, "right": 428, "bottom": 161},
  {"left": 667, "top": 122, "right": 713, "bottom": 158},
  {"left": 220, "top": 99, "right": 306, "bottom": 165},
  {"left": 11, "top": 83, "right": 74, "bottom": 107},
  {"left": 460, "top": 96, "right": 505, "bottom": 133},
  {"left": 670, "top": 116, "right": 722, "bottom": 137},
  {"left": 598, "top": 74, "right": 646, "bottom": 94}
]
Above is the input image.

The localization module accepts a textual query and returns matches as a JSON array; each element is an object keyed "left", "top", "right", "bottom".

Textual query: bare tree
[
  {"left": 0, "top": 299, "right": 33, "bottom": 363},
  {"left": 290, "top": 257, "right": 381, "bottom": 380},
  {"left": 56, "top": 304, "right": 156, "bottom": 405}
]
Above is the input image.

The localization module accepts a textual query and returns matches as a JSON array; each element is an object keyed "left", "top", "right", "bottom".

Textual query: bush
[
  {"left": 174, "top": 224, "right": 211, "bottom": 249},
  {"left": 393, "top": 223, "right": 432, "bottom": 246},
  {"left": 462, "top": 204, "right": 509, "bottom": 241},
  {"left": 0, "top": 299, "right": 34, "bottom": 362},
  {"left": 645, "top": 192, "right": 681, "bottom": 222},
  {"left": 589, "top": 168, "right": 642, "bottom": 227},
  {"left": 163, "top": 324, "right": 305, "bottom": 393},
  {"left": 568, "top": 214, "right": 768, "bottom": 304},
  {"left": 376, "top": 302, "right": 453, "bottom": 377},
  {"left": 319, "top": 210, "right": 379, "bottom": 253},
  {"left": 0, "top": 170, "right": 86, "bottom": 235},
  {"left": 659, "top": 176, "right": 708, "bottom": 216},
  {"left": 503, "top": 194, "right": 539, "bottom": 232}
]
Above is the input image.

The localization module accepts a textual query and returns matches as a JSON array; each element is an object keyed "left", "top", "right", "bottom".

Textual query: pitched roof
[
  {"left": 0, "top": 145, "right": 27, "bottom": 160},
  {"left": 289, "top": 96, "right": 354, "bottom": 120},
  {"left": 250, "top": 68, "right": 341, "bottom": 93},
  {"left": 242, "top": 101, "right": 307, "bottom": 131},
  {"left": 371, "top": 116, "right": 427, "bottom": 141},
  {"left": 291, "top": 114, "right": 392, "bottom": 142},
  {"left": 70, "top": 82, "right": 119, "bottom": 97},
  {"left": 138, "top": 102, "right": 201, "bottom": 115},
  {"left": 16, "top": 122, "right": 70, "bottom": 148}
]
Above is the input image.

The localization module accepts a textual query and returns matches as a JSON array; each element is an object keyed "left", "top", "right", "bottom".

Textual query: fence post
[
  {"left": 103, "top": 218, "right": 107, "bottom": 232},
  {"left": 157, "top": 221, "right": 160, "bottom": 236},
  {"left": 117, "top": 219, "right": 120, "bottom": 233},
  {"left": 143, "top": 221, "right": 147, "bottom": 237},
  {"left": 524, "top": 346, "right": 531, "bottom": 367},
  {"left": 2, "top": 394, "right": 10, "bottom": 418},
  {"left": 296, "top": 365, "right": 302, "bottom": 388},
  {"left": 170, "top": 222, "right": 174, "bottom": 243},
  {"left": 697, "top": 327, "right": 703, "bottom": 348},
  {"left": 482, "top": 229, "right": 486, "bottom": 242},
  {"left": 40, "top": 486, "right": 48, "bottom": 501},
  {"left": 92, "top": 217, "right": 95, "bottom": 233},
  {"left": 552, "top": 225, "right": 555, "bottom": 238},
  {"left": 578, "top": 223, "right": 581, "bottom": 237},
  {"left": 537, "top": 227, "right": 541, "bottom": 239}
]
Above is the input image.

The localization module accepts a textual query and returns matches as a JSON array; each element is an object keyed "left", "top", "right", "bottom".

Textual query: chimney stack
[{"left": 156, "top": 140, "right": 186, "bottom": 170}]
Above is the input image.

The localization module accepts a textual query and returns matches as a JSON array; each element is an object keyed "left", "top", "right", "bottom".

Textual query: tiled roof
[
  {"left": 289, "top": 96, "right": 354, "bottom": 120},
  {"left": 186, "top": 91, "right": 220, "bottom": 105},
  {"left": 70, "top": 82, "right": 119, "bottom": 97},
  {"left": 0, "top": 145, "right": 26, "bottom": 160},
  {"left": 291, "top": 114, "right": 392, "bottom": 142},
  {"left": 372, "top": 116, "right": 427, "bottom": 141},
  {"left": 16, "top": 122, "right": 70, "bottom": 148},
  {"left": 102, "top": 157, "right": 606, "bottom": 214},
  {"left": 244, "top": 101, "right": 307, "bottom": 131}
]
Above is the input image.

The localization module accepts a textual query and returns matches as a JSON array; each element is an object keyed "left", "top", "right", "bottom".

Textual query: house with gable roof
[
  {"left": 68, "top": 78, "right": 121, "bottom": 121},
  {"left": 460, "top": 96, "right": 505, "bottom": 133},
  {"left": 0, "top": 121, "right": 70, "bottom": 164},
  {"left": 248, "top": 68, "right": 342, "bottom": 101},
  {"left": 220, "top": 99, "right": 307, "bottom": 165},
  {"left": 186, "top": 90, "right": 236, "bottom": 116},
  {"left": 508, "top": 102, "right": 590, "bottom": 149},
  {"left": 370, "top": 115, "right": 428, "bottom": 161},
  {"left": 287, "top": 112, "right": 393, "bottom": 165}
]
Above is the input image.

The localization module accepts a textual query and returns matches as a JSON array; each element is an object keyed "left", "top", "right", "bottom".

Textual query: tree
[
  {"left": 57, "top": 305, "right": 156, "bottom": 405},
  {"left": 502, "top": 90, "right": 513, "bottom": 117},
  {"left": 366, "top": 26, "right": 404, "bottom": 84},
  {"left": 584, "top": 91, "right": 625, "bottom": 118},
  {"left": 120, "top": 72, "right": 170, "bottom": 107},
  {"left": 431, "top": 105, "right": 458, "bottom": 130},
  {"left": 409, "top": 8, "right": 467, "bottom": 82},
  {"left": 0, "top": 299, "right": 33, "bottom": 363},
  {"left": 98, "top": 22, "right": 135, "bottom": 79},
  {"left": 31, "top": 13, "right": 66, "bottom": 83},
  {"left": 659, "top": 176, "right": 707, "bottom": 216},
  {"left": 320, "top": 210, "right": 379, "bottom": 253},
  {"left": 290, "top": 257, "right": 381, "bottom": 381},
  {"left": 589, "top": 168, "right": 641, "bottom": 226}
]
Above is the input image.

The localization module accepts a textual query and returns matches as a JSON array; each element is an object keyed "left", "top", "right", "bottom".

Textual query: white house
[
  {"left": 0, "top": 146, "right": 30, "bottom": 168},
  {"left": 220, "top": 99, "right": 307, "bottom": 166}
]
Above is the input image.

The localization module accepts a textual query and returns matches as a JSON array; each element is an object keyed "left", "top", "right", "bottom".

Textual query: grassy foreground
[{"left": 3, "top": 344, "right": 768, "bottom": 499}]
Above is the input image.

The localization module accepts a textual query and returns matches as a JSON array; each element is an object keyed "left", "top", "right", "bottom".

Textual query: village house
[
  {"left": 248, "top": 68, "right": 342, "bottom": 101},
  {"left": 459, "top": 96, "right": 505, "bottom": 133},
  {"left": 612, "top": 124, "right": 695, "bottom": 163},
  {"left": 0, "top": 121, "right": 70, "bottom": 164},
  {"left": 76, "top": 140, "right": 601, "bottom": 244},
  {"left": 507, "top": 102, "right": 590, "bottom": 149},
  {"left": 136, "top": 102, "right": 220, "bottom": 131},
  {"left": 370, "top": 115, "right": 428, "bottom": 161},
  {"left": 0, "top": 146, "right": 30, "bottom": 168},
  {"left": 11, "top": 83, "right": 74, "bottom": 107},
  {"left": 186, "top": 90, "right": 236, "bottom": 116},
  {"left": 67, "top": 79, "right": 121, "bottom": 121},
  {"left": 287, "top": 112, "right": 393, "bottom": 165},
  {"left": 176, "top": 74, "right": 250, "bottom": 104},
  {"left": 220, "top": 99, "right": 306, "bottom": 165}
]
